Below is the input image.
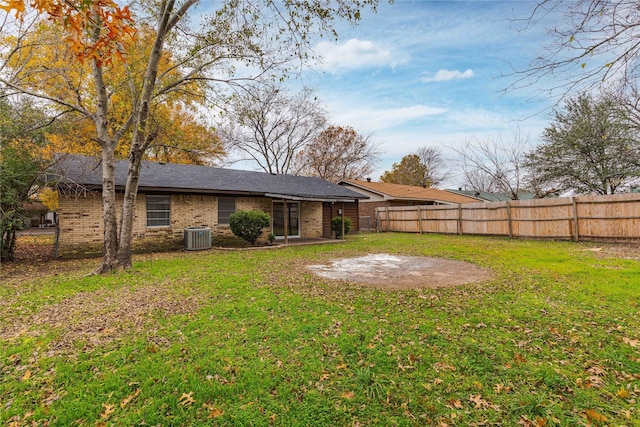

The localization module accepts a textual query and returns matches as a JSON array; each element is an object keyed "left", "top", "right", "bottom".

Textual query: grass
[{"left": 1, "top": 233, "right": 639, "bottom": 426}]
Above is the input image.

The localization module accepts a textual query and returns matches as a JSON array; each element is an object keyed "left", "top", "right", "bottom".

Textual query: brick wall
[
  {"left": 57, "top": 192, "right": 324, "bottom": 257},
  {"left": 301, "top": 201, "right": 323, "bottom": 238}
]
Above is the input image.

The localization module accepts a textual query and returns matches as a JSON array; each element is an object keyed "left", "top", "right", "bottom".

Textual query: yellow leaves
[
  {"left": 615, "top": 387, "right": 630, "bottom": 399},
  {"left": 39, "top": 188, "right": 59, "bottom": 211},
  {"left": 21, "top": 369, "right": 32, "bottom": 381},
  {"left": 0, "top": 0, "right": 25, "bottom": 16}
]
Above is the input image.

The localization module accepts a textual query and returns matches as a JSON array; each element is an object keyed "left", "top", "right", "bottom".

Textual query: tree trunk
[
  {"left": 91, "top": 36, "right": 119, "bottom": 274},
  {"left": 116, "top": 151, "right": 144, "bottom": 269},
  {"left": 97, "top": 145, "right": 119, "bottom": 273},
  {"left": 115, "top": 1, "right": 172, "bottom": 269}
]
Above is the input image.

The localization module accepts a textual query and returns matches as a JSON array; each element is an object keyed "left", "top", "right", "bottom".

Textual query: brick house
[
  {"left": 337, "top": 179, "right": 480, "bottom": 230},
  {"left": 53, "top": 155, "right": 366, "bottom": 257}
]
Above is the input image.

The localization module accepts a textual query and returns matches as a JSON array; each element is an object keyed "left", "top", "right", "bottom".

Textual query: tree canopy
[
  {"left": 221, "top": 83, "right": 326, "bottom": 175},
  {"left": 295, "top": 125, "right": 379, "bottom": 182},
  {"left": 526, "top": 93, "right": 640, "bottom": 195},
  {"left": 453, "top": 132, "right": 531, "bottom": 200},
  {"left": 380, "top": 154, "right": 432, "bottom": 188}
]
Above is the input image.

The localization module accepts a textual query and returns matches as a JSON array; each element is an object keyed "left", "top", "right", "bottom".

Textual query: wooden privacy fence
[{"left": 376, "top": 193, "right": 640, "bottom": 242}]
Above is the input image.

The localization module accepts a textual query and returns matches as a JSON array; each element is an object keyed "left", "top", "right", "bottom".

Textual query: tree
[
  {"left": 380, "top": 154, "right": 432, "bottom": 187},
  {"left": 516, "top": 1, "right": 640, "bottom": 99},
  {"left": 525, "top": 93, "right": 640, "bottom": 195},
  {"left": 222, "top": 83, "right": 327, "bottom": 174},
  {"left": 453, "top": 130, "right": 531, "bottom": 200},
  {"left": 0, "top": 98, "right": 53, "bottom": 261},
  {"left": 416, "top": 146, "right": 450, "bottom": 188},
  {"left": 2, "top": 0, "right": 379, "bottom": 273},
  {"left": 295, "top": 125, "right": 380, "bottom": 182}
]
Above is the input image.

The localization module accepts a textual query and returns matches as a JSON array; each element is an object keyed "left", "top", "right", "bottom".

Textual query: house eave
[{"left": 265, "top": 193, "right": 357, "bottom": 203}]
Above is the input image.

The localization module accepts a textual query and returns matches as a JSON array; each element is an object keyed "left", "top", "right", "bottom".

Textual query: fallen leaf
[
  {"left": 622, "top": 337, "right": 639, "bottom": 347},
  {"left": 469, "top": 394, "right": 490, "bottom": 409},
  {"left": 341, "top": 391, "right": 355, "bottom": 399},
  {"left": 178, "top": 391, "right": 195, "bottom": 406},
  {"left": 514, "top": 353, "right": 527, "bottom": 363},
  {"left": 616, "top": 387, "right": 630, "bottom": 399},
  {"left": 208, "top": 407, "right": 224, "bottom": 418},
  {"left": 21, "top": 370, "right": 32, "bottom": 381},
  {"left": 433, "top": 362, "right": 456, "bottom": 372},
  {"left": 587, "top": 366, "right": 606, "bottom": 376},
  {"left": 583, "top": 409, "right": 607, "bottom": 423},
  {"left": 121, "top": 388, "right": 141, "bottom": 408},
  {"left": 100, "top": 403, "right": 115, "bottom": 419},
  {"left": 449, "top": 399, "right": 463, "bottom": 409}
]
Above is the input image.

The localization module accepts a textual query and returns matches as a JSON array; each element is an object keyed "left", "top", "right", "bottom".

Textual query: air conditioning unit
[{"left": 184, "top": 227, "right": 212, "bottom": 250}]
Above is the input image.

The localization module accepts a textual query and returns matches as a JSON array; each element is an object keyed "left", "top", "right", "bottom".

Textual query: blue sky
[{"left": 301, "top": 0, "right": 562, "bottom": 187}]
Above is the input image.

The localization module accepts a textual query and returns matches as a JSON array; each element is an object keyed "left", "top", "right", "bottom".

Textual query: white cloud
[
  {"left": 421, "top": 69, "right": 475, "bottom": 83},
  {"left": 330, "top": 104, "right": 447, "bottom": 133},
  {"left": 314, "top": 38, "right": 401, "bottom": 72}
]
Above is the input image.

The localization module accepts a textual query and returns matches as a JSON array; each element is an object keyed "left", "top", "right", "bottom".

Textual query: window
[
  {"left": 218, "top": 197, "right": 236, "bottom": 225},
  {"left": 146, "top": 195, "right": 171, "bottom": 227}
]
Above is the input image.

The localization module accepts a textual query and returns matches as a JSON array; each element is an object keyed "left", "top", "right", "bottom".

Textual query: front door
[{"left": 272, "top": 201, "right": 300, "bottom": 238}]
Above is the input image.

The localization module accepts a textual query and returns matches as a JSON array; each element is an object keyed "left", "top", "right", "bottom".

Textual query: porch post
[
  {"left": 283, "top": 199, "right": 289, "bottom": 245},
  {"left": 341, "top": 202, "right": 345, "bottom": 240}
]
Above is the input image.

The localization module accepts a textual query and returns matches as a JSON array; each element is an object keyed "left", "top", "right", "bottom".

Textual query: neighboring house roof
[
  {"left": 53, "top": 154, "right": 367, "bottom": 202},
  {"left": 445, "top": 189, "right": 537, "bottom": 202},
  {"left": 338, "top": 179, "right": 481, "bottom": 204}
]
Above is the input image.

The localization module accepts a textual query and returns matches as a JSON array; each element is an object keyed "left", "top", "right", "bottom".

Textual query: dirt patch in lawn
[{"left": 307, "top": 253, "right": 493, "bottom": 289}]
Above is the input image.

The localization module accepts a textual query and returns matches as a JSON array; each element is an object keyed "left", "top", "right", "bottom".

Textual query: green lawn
[{"left": 1, "top": 233, "right": 638, "bottom": 426}]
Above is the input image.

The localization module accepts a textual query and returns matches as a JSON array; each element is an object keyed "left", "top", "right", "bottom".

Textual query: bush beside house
[{"left": 229, "top": 210, "right": 271, "bottom": 245}]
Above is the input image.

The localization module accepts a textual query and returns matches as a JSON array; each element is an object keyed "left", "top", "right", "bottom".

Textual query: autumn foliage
[{"left": 1, "top": 0, "right": 135, "bottom": 66}]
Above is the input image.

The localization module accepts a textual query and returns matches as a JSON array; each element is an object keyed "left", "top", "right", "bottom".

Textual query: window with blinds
[
  {"left": 146, "top": 195, "right": 171, "bottom": 227},
  {"left": 218, "top": 197, "right": 236, "bottom": 225}
]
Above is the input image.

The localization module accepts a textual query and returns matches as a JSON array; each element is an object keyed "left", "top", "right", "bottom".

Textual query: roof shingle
[{"left": 54, "top": 155, "right": 367, "bottom": 201}]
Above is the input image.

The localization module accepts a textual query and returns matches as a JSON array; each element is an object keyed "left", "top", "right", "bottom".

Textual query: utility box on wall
[{"left": 184, "top": 227, "right": 212, "bottom": 250}]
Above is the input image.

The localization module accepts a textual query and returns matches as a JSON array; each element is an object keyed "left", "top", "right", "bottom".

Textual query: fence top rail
[{"left": 375, "top": 192, "right": 640, "bottom": 214}]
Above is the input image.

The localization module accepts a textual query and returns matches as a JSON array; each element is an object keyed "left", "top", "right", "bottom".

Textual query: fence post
[
  {"left": 418, "top": 207, "right": 423, "bottom": 234},
  {"left": 387, "top": 206, "right": 391, "bottom": 231},
  {"left": 54, "top": 226, "right": 60, "bottom": 258},
  {"left": 457, "top": 204, "right": 463, "bottom": 236},
  {"left": 506, "top": 201, "right": 513, "bottom": 238},
  {"left": 571, "top": 197, "right": 579, "bottom": 242}
]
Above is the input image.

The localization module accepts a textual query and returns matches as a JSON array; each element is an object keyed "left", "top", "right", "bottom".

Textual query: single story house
[
  {"left": 445, "top": 188, "right": 539, "bottom": 202},
  {"left": 337, "top": 179, "right": 481, "bottom": 229},
  {"left": 53, "top": 155, "right": 367, "bottom": 257}
]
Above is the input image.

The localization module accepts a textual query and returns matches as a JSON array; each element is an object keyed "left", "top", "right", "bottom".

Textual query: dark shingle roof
[{"left": 54, "top": 154, "right": 366, "bottom": 201}]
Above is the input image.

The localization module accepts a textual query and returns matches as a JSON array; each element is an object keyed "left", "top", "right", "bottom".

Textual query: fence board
[{"left": 375, "top": 193, "right": 640, "bottom": 241}]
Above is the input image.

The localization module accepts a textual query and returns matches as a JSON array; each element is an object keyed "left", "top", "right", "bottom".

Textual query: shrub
[
  {"left": 331, "top": 215, "right": 352, "bottom": 238},
  {"left": 229, "top": 210, "right": 271, "bottom": 245}
]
